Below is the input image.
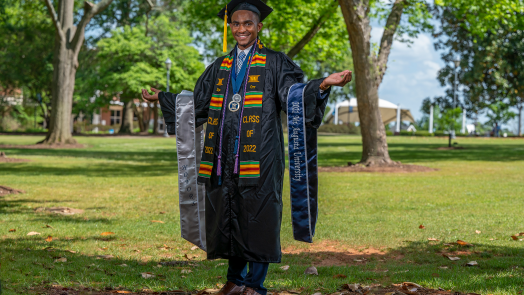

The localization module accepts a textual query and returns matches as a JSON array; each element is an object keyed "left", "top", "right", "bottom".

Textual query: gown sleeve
[
  {"left": 157, "top": 58, "right": 221, "bottom": 134},
  {"left": 276, "top": 53, "right": 331, "bottom": 129}
]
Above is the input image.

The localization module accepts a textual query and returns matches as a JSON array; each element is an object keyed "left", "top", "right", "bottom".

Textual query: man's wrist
[{"left": 319, "top": 80, "right": 331, "bottom": 91}]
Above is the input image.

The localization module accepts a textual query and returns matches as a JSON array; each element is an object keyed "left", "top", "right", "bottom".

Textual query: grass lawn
[{"left": 1, "top": 135, "right": 524, "bottom": 294}]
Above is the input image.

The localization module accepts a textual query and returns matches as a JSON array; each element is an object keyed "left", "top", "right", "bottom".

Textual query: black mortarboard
[
  {"left": 217, "top": 0, "right": 273, "bottom": 23},
  {"left": 218, "top": 0, "right": 273, "bottom": 52}
]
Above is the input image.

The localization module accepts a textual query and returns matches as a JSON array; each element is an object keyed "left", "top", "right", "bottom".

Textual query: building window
[{"left": 110, "top": 110, "right": 121, "bottom": 125}]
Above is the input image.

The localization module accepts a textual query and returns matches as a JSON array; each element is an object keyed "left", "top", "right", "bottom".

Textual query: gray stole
[{"left": 176, "top": 91, "right": 206, "bottom": 251}]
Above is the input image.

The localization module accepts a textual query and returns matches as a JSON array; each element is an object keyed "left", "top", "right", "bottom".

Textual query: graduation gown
[{"left": 159, "top": 48, "right": 330, "bottom": 263}]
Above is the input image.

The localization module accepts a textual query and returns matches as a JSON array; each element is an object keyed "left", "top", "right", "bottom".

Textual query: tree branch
[
  {"left": 287, "top": 1, "right": 339, "bottom": 59},
  {"left": 71, "top": 0, "right": 115, "bottom": 55},
  {"left": 376, "top": 0, "right": 406, "bottom": 83},
  {"left": 43, "top": 0, "right": 65, "bottom": 41}
]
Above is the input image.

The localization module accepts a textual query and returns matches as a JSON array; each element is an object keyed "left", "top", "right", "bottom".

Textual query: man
[{"left": 142, "top": 1, "right": 351, "bottom": 294}]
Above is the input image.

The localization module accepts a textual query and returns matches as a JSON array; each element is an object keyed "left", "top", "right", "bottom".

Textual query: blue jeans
[{"left": 227, "top": 257, "right": 269, "bottom": 295}]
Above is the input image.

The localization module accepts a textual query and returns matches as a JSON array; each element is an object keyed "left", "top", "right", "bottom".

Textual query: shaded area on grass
[{"left": 2, "top": 234, "right": 524, "bottom": 294}]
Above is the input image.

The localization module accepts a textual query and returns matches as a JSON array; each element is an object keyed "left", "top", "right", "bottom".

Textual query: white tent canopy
[{"left": 325, "top": 98, "right": 415, "bottom": 125}]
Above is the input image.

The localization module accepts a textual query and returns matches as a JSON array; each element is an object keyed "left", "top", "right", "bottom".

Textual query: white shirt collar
[{"left": 237, "top": 45, "right": 253, "bottom": 57}]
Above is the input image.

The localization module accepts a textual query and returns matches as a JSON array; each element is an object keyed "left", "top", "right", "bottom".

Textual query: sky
[{"left": 370, "top": 27, "right": 446, "bottom": 122}]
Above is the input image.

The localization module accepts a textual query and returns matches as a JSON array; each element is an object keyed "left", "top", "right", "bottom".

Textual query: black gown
[{"left": 159, "top": 48, "right": 330, "bottom": 263}]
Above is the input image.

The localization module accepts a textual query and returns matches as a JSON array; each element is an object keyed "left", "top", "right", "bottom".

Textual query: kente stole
[{"left": 198, "top": 39, "right": 267, "bottom": 187}]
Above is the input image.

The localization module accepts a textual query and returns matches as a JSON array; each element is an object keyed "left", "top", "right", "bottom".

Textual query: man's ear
[{"left": 258, "top": 22, "right": 263, "bottom": 32}]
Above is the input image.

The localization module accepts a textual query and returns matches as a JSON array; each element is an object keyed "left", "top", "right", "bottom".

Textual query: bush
[{"left": 318, "top": 123, "right": 361, "bottom": 135}]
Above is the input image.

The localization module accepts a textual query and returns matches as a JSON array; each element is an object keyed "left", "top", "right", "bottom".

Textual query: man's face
[{"left": 230, "top": 10, "right": 263, "bottom": 49}]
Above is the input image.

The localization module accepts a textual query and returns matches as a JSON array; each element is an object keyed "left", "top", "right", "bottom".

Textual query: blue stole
[
  {"left": 231, "top": 49, "right": 251, "bottom": 94},
  {"left": 287, "top": 83, "right": 319, "bottom": 243}
]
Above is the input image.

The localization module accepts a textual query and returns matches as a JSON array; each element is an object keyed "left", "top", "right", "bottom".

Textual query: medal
[
  {"left": 228, "top": 101, "right": 240, "bottom": 112},
  {"left": 232, "top": 93, "right": 242, "bottom": 102}
]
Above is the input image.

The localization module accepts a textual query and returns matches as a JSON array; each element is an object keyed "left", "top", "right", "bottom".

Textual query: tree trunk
[
  {"left": 42, "top": 0, "right": 114, "bottom": 144},
  {"left": 353, "top": 65, "right": 393, "bottom": 165},
  {"left": 119, "top": 100, "right": 135, "bottom": 134},
  {"left": 339, "top": 0, "right": 405, "bottom": 166},
  {"left": 133, "top": 103, "right": 146, "bottom": 132}
]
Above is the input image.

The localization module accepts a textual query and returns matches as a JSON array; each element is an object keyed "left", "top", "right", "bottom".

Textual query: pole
[
  {"left": 396, "top": 104, "right": 401, "bottom": 134},
  {"left": 519, "top": 105, "right": 522, "bottom": 137},
  {"left": 452, "top": 66, "right": 458, "bottom": 139},
  {"left": 429, "top": 104, "right": 434, "bottom": 133}
]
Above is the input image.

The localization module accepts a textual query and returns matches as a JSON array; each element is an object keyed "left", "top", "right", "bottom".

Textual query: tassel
[
  {"left": 234, "top": 136, "right": 239, "bottom": 154},
  {"left": 234, "top": 155, "right": 239, "bottom": 174},
  {"left": 223, "top": 7, "right": 228, "bottom": 52},
  {"left": 217, "top": 156, "right": 222, "bottom": 176}
]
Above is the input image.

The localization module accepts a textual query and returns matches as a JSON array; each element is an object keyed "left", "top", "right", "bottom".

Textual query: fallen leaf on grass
[
  {"left": 45, "top": 236, "right": 53, "bottom": 242},
  {"left": 9, "top": 229, "right": 16, "bottom": 232},
  {"left": 181, "top": 269, "right": 192, "bottom": 274},
  {"left": 191, "top": 245, "right": 199, "bottom": 250},
  {"left": 304, "top": 266, "right": 318, "bottom": 275},
  {"left": 114, "top": 291, "right": 132, "bottom": 294},
  {"left": 466, "top": 261, "right": 478, "bottom": 266},
  {"left": 439, "top": 266, "right": 449, "bottom": 269},
  {"left": 65, "top": 250, "right": 76, "bottom": 253},
  {"left": 44, "top": 224, "right": 54, "bottom": 229},
  {"left": 402, "top": 282, "right": 423, "bottom": 295},
  {"left": 54, "top": 257, "right": 67, "bottom": 263},
  {"left": 403, "top": 282, "right": 422, "bottom": 288},
  {"left": 97, "top": 255, "right": 114, "bottom": 260},
  {"left": 151, "top": 220, "right": 165, "bottom": 223},
  {"left": 159, "top": 211, "right": 166, "bottom": 214},
  {"left": 184, "top": 253, "right": 199, "bottom": 260},
  {"left": 445, "top": 255, "right": 460, "bottom": 261},
  {"left": 280, "top": 265, "right": 290, "bottom": 271},
  {"left": 27, "top": 231, "right": 41, "bottom": 236},
  {"left": 475, "top": 230, "right": 481, "bottom": 234},
  {"left": 432, "top": 273, "right": 440, "bottom": 277},
  {"left": 312, "top": 293, "right": 322, "bottom": 295},
  {"left": 342, "top": 284, "right": 360, "bottom": 291},
  {"left": 215, "top": 263, "right": 226, "bottom": 268},
  {"left": 141, "top": 272, "right": 155, "bottom": 279},
  {"left": 333, "top": 274, "right": 347, "bottom": 279},
  {"left": 427, "top": 238, "right": 439, "bottom": 241},
  {"left": 119, "top": 264, "right": 128, "bottom": 267},
  {"left": 419, "top": 225, "right": 425, "bottom": 229},
  {"left": 100, "top": 232, "right": 114, "bottom": 236},
  {"left": 457, "top": 240, "right": 472, "bottom": 246}
]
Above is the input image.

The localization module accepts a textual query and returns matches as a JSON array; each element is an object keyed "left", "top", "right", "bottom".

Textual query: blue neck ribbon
[{"left": 231, "top": 48, "right": 251, "bottom": 95}]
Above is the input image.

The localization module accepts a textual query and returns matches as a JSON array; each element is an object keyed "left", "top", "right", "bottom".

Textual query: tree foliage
[
  {"left": 92, "top": 15, "right": 203, "bottom": 103},
  {"left": 183, "top": 0, "right": 352, "bottom": 79},
  {"left": 0, "top": 0, "right": 54, "bottom": 124},
  {"left": 433, "top": 3, "right": 524, "bottom": 123}
]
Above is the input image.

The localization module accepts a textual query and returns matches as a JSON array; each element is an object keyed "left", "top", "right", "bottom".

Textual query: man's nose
[{"left": 238, "top": 24, "right": 248, "bottom": 33}]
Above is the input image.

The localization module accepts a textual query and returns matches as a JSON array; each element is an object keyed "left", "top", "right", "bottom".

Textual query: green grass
[{"left": 1, "top": 135, "right": 524, "bottom": 294}]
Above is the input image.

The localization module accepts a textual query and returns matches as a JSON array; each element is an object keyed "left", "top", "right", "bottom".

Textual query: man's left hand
[{"left": 321, "top": 70, "right": 352, "bottom": 89}]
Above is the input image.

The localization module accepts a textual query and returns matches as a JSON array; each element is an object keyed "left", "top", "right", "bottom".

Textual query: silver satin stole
[{"left": 176, "top": 91, "right": 206, "bottom": 251}]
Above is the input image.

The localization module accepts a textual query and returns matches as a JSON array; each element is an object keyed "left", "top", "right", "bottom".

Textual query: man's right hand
[{"left": 141, "top": 87, "right": 161, "bottom": 102}]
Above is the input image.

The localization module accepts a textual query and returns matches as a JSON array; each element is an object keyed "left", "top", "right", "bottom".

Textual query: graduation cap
[{"left": 218, "top": 0, "right": 273, "bottom": 52}]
